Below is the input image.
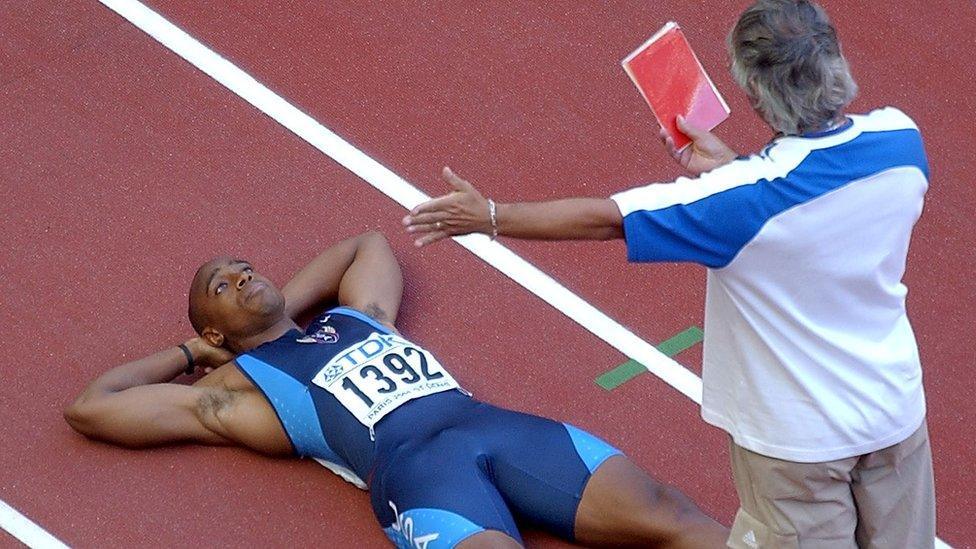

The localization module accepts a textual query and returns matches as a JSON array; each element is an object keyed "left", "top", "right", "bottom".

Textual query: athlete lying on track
[{"left": 64, "top": 231, "right": 726, "bottom": 548}]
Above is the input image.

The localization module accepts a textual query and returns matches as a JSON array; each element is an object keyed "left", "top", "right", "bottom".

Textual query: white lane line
[
  {"left": 0, "top": 500, "right": 69, "bottom": 549},
  {"left": 87, "top": 3, "right": 956, "bottom": 548},
  {"left": 96, "top": 0, "right": 702, "bottom": 403}
]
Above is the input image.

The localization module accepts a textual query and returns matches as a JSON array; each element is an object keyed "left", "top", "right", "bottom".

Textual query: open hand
[
  {"left": 661, "top": 115, "right": 738, "bottom": 175},
  {"left": 402, "top": 167, "right": 492, "bottom": 247}
]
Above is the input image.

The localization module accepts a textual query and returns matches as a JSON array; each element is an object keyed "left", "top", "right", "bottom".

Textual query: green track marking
[{"left": 595, "top": 326, "right": 703, "bottom": 391}]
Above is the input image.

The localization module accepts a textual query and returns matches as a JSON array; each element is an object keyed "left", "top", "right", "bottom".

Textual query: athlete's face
[{"left": 188, "top": 257, "right": 286, "bottom": 346}]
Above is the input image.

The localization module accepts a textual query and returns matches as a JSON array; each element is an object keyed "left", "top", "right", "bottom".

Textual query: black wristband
[{"left": 177, "top": 343, "right": 196, "bottom": 375}]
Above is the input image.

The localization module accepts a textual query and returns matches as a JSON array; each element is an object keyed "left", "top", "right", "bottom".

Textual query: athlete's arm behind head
[
  {"left": 282, "top": 231, "right": 403, "bottom": 329},
  {"left": 63, "top": 340, "right": 236, "bottom": 448}
]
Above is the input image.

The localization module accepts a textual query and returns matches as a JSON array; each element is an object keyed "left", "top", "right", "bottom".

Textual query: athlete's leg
[
  {"left": 466, "top": 404, "right": 726, "bottom": 548},
  {"left": 574, "top": 454, "right": 728, "bottom": 548},
  {"left": 456, "top": 530, "right": 523, "bottom": 549}
]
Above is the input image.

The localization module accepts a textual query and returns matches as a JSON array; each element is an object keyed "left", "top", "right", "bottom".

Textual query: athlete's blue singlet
[{"left": 235, "top": 307, "right": 620, "bottom": 548}]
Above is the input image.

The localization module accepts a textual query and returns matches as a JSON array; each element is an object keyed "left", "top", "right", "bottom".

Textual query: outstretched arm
[
  {"left": 402, "top": 119, "right": 738, "bottom": 247},
  {"left": 402, "top": 168, "right": 624, "bottom": 247},
  {"left": 282, "top": 231, "right": 403, "bottom": 327},
  {"left": 64, "top": 339, "right": 236, "bottom": 448}
]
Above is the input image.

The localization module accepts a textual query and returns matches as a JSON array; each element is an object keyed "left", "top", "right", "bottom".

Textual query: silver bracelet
[{"left": 487, "top": 199, "right": 498, "bottom": 240}]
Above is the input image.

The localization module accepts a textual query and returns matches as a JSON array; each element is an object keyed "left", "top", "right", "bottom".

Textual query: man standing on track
[
  {"left": 64, "top": 231, "right": 727, "bottom": 548},
  {"left": 403, "top": 1, "right": 935, "bottom": 547}
]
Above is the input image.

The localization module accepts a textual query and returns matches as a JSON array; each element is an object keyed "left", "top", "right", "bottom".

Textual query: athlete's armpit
[
  {"left": 196, "top": 387, "right": 237, "bottom": 418},
  {"left": 363, "top": 302, "right": 392, "bottom": 324}
]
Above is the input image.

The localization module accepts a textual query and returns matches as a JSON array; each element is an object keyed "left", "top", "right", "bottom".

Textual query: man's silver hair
[{"left": 729, "top": 0, "right": 858, "bottom": 135}]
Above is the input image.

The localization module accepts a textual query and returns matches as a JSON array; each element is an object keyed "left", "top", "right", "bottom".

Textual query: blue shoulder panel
[
  {"left": 622, "top": 128, "right": 929, "bottom": 268},
  {"left": 235, "top": 354, "right": 342, "bottom": 463}
]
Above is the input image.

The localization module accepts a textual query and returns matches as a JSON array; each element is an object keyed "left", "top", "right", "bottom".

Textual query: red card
[{"left": 622, "top": 22, "right": 730, "bottom": 150}]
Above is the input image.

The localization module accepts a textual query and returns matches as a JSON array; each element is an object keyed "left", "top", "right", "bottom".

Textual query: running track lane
[{"left": 5, "top": 0, "right": 972, "bottom": 540}]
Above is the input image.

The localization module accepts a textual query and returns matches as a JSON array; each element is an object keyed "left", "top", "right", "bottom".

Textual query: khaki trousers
[{"left": 727, "top": 423, "right": 935, "bottom": 549}]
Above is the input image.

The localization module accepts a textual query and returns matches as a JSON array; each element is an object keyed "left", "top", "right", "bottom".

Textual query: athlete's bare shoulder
[{"left": 192, "top": 363, "right": 293, "bottom": 456}]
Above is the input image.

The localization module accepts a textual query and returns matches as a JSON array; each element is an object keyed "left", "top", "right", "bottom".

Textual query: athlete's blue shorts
[{"left": 369, "top": 395, "right": 621, "bottom": 548}]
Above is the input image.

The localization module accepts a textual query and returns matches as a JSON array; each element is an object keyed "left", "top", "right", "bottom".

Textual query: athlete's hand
[
  {"left": 662, "top": 115, "right": 738, "bottom": 176},
  {"left": 402, "top": 167, "right": 493, "bottom": 247},
  {"left": 184, "top": 337, "right": 236, "bottom": 374}
]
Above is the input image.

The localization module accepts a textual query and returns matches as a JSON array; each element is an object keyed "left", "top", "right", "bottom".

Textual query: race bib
[{"left": 311, "top": 332, "right": 461, "bottom": 431}]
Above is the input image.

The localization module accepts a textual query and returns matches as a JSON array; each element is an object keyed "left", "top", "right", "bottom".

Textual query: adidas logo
[{"left": 742, "top": 529, "right": 758, "bottom": 548}]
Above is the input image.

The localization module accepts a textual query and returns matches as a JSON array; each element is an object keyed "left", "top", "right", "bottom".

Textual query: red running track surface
[{"left": 1, "top": 0, "right": 973, "bottom": 547}]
